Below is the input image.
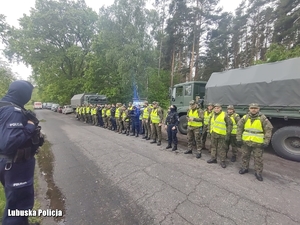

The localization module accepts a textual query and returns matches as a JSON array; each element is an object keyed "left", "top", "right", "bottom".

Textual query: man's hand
[
  {"left": 158, "top": 123, "right": 162, "bottom": 126},
  {"left": 28, "top": 120, "right": 34, "bottom": 125},
  {"left": 172, "top": 126, "right": 176, "bottom": 130}
]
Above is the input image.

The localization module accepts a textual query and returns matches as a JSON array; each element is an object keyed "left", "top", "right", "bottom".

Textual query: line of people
[{"left": 75, "top": 100, "right": 273, "bottom": 182}]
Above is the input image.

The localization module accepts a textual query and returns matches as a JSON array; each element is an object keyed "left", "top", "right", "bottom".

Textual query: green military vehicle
[
  {"left": 171, "top": 57, "right": 300, "bottom": 162},
  {"left": 71, "top": 93, "right": 108, "bottom": 109}
]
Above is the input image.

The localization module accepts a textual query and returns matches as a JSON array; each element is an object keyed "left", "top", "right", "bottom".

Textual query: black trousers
[{"left": 167, "top": 124, "right": 178, "bottom": 146}]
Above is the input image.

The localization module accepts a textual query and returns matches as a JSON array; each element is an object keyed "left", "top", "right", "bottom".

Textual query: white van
[{"left": 34, "top": 102, "right": 43, "bottom": 109}]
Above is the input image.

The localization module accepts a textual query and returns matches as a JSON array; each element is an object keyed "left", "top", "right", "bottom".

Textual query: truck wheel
[
  {"left": 178, "top": 115, "right": 188, "bottom": 135},
  {"left": 271, "top": 126, "right": 300, "bottom": 162}
]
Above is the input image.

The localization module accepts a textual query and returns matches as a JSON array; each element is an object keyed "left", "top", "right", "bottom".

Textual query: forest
[{"left": 0, "top": 0, "right": 299, "bottom": 108}]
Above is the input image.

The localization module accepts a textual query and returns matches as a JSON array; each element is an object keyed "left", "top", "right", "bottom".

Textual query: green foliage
[
  {"left": 265, "top": 43, "right": 300, "bottom": 62},
  {"left": 0, "top": 59, "right": 16, "bottom": 98}
]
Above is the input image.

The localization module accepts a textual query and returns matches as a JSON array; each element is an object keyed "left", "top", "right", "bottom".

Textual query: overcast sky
[{"left": 0, "top": 0, "right": 242, "bottom": 80}]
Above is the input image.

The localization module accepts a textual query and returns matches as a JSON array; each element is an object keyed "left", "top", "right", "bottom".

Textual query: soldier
[
  {"left": 185, "top": 100, "right": 204, "bottom": 158},
  {"left": 106, "top": 104, "right": 112, "bottom": 130},
  {"left": 150, "top": 101, "right": 163, "bottom": 146},
  {"left": 101, "top": 104, "right": 107, "bottom": 129},
  {"left": 115, "top": 103, "right": 122, "bottom": 133},
  {"left": 75, "top": 105, "right": 79, "bottom": 119},
  {"left": 226, "top": 105, "right": 240, "bottom": 162},
  {"left": 77, "top": 105, "right": 82, "bottom": 121},
  {"left": 110, "top": 104, "right": 117, "bottom": 131},
  {"left": 85, "top": 104, "right": 91, "bottom": 123},
  {"left": 202, "top": 103, "right": 214, "bottom": 150},
  {"left": 81, "top": 104, "right": 86, "bottom": 122},
  {"left": 138, "top": 105, "right": 144, "bottom": 135},
  {"left": 142, "top": 101, "right": 152, "bottom": 140},
  {"left": 207, "top": 103, "right": 232, "bottom": 168},
  {"left": 122, "top": 105, "right": 130, "bottom": 136},
  {"left": 93, "top": 105, "right": 99, "bottom": 126},
  {"left": 165, "top": 105, "right": 179, "bottom": 151},
  {"left": 128, "top": 102, "right": 134, "bottom": 134},
  {"left": 236, "top": 103, "right": 273, "bottom": 181},
  {"left": 98, "top": 105, "right": 103, "bottom": 127}
]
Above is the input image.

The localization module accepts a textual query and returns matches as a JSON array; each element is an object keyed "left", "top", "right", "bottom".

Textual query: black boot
[
  {"left": 184, "top": 150, "right": 192, "bottom": 154},
  {"left": 220, "top": 161, "right": 226, "bottom": 168},
  {"left": 255, "top": 173, "right": 263, "bottom": 181},
  {"left": 172, "top": 145, "right": 177, "bottom": 151},
  {"left": 166, "top": 145, "right": 172, "bottom": 149},
  {"left": 207, "top": 158, "right": 217, "bottom": 163},
  {"left": 239, "top": 168, "right": 249, "bottom": 174},
  {"left": 157, "top": 141, "right": 161, "bottom": 146},
  {"left": 150, "top": 140, "right": 157, "bottom": 144},
  {"left": 135, "top": 133, "right": 139, "bottom": 137},
  {"left": 146, "top": 137, "right": 150, "bottom": 140},
  {"left": 196, "top": 153, "right": 201, "bottom": 158},
  {"left": 231, "top": 155, "right": 236, "bottom": 162}
]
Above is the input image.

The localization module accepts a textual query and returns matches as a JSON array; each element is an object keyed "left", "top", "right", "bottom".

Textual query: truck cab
[{"left": 171, "top": 81, "right": 207, "bottom": 134}]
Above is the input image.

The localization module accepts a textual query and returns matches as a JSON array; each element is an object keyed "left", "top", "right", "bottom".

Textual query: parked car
[
  {"left": 51, "top": 104, "right": 59, "bottom": 112},
  {"left": 34, "top": 102, "right": 43, "bottom": 109},
  {"left": 62, "top": 105, "right": 74, "bottom": 114},
  {"left": 57, "top": 106, "right": 62, "bottom": 113},
  {"left": 45, "top": 102, "right": 53, "bottom": 109}
]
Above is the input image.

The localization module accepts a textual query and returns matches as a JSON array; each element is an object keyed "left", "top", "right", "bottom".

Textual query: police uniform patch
[{"left": 7, "top": 122, "right": 24, "bottom": 128}]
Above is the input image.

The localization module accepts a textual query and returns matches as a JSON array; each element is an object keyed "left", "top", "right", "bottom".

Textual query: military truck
[
  {"left": 171, "top": 57, "right": 300, "bottom": 162},
  {"left": 71, "top": 93, "right": 108, "bottom": 109}
]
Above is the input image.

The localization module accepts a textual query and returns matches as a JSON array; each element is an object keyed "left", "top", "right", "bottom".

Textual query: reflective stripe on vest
[
  {"left": 106, "top": 109, "right": 111, "bottom": 117},
  {"left": 204, "top": 111, "right": 212, "bottom": 125},
  {"left": 143, "top": 107, "right": 150, "bottom": 119},
  {"left": 230, "top": 114, "right": 237, "bottom": 135},
  {"left": 188, "top": 110, "right": 202, "bottom": 127},
  {"left": 210, "top": 111, "right": 226, "bottom": 135},
  {"left": 151, "top": 109, "right": 160, "bottom": 123},
  {"left": 115, "top": 108, "right": 120, "bottom": 118},
  {"left": 122, "top": 111, "right": 129, "bottom": 121},
  {"left": 242, "top": 116, "right": 264, "bottom": 144}
]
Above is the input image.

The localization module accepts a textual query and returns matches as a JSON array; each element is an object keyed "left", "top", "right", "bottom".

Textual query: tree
[{"left": 0, "top": 58, "right": 16, "bottom": 97}]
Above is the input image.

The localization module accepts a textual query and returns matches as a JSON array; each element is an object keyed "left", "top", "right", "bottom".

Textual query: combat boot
[
  {"left": 196, "top": 153, "right": 201, "bottom": 159},
  {"left": 172, "top": 145, "right": 177, "bottom": 151},
  {"left": 255, "top": 173, "right": 263, "bottom": 181},
  {"left": 207, "top": 158, "right": 217, "bottom": 163},
  {"left": 157, "top": 141, "right": 161, "bottom": 146},
  {"left": 150, "top": 140, "right": 157, "bottom": 144},
  {"left": 184, "top": 150, "right": 192, "bottom": 154},
  {"left": 231, "top": 155, "right": 236, "bottom": 162},
  {"left": 146, "top": 137, "right": 150, "bottom": 140},
  {"left": 239, "top": 168, "right": 249, "bottom": 174},
  {"left": 135, "top": 133, "right": 139, "bottom": 137},
  {"left": 220, "top": 161, "right": 226, "bottom": 168},
  {"left": 166, "top": 145, "right": 172, "bottom": 149}
]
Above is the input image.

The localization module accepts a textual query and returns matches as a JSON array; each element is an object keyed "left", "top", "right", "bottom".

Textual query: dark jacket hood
[{"left": 1, "top": 80, "right": 34, "bottom": 107}]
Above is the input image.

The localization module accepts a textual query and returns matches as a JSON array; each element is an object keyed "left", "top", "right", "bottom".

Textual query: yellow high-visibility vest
[
  {"left": 115, "top": 108, "right": 120, "bottom": 118},
  {"left": 143, "top": 107, "right": 150, "bottom": 119},
  {"left": 187, "top": 110, "right": 202, "bottom": 127},
  {"left": 230, "top": 114, "right": 238, "bottom": 135},
  {"left": 102, "top": 108, "right": 106, "bottom": 115},
  {"left": 82, "top": 107, "right": 86, "bottom": 114},
  {"left": 122, "top": 111, "right": 129, "bottom": 122},
  {"left": 150, "top": 109, "right": 160, "bottom": 123},
  {"left": 204, "top": 110, "right": 212, "bottom": 125},
  {"left": 210, "top": 111, "right": 226, "bottom": 135},
  {"left": 242, "top": 115, "right": 264, "bottom": 144},
  {"left": 86, "top": 107, "right": 90, "bottom": 114},
  {"left": 106, "top": 109, "right": 111, "bottom": 117}
]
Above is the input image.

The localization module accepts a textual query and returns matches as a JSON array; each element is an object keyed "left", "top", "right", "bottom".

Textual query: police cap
[
  {"left": 214, "top": 103, "right": 222, "bottom": 107},
  {"left": 249, "top": 103, "right": 259, "bottom": 108},
  {"left": 189, "top": 100, "right": 196, "bottom": 105},
  {"left": 227, "top": 105, "right": 234, "bottom": 110}
]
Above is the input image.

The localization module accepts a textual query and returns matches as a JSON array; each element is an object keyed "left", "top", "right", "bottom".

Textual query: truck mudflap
[{"left": 271, "top": 126, "right": 300, "bottom": 162}]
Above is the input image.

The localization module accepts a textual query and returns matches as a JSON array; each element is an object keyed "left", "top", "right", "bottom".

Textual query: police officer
[
  {"left": 130, "top": 105, "right": 141, "bottom": 137},
  {"left": 237, "top": 103, "right": 273, "bottom": 181},
  {"left": 0, "top": 80, "right": 44, "bottom": 225},
  {"left": 165, "top": 105, "right": 179, "bottom": 151},
  {"left": 142, "top": 101, "right": 152, "bottom": 140}
]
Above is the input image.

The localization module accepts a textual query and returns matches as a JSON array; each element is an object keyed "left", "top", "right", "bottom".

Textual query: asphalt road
[{"left": 36, "top": 110, "right": 300, "bottom": 225}]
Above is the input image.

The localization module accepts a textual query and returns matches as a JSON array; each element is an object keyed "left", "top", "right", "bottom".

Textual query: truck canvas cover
[{"left": 205, "top": 57, "right": 300, "bottom": 107}]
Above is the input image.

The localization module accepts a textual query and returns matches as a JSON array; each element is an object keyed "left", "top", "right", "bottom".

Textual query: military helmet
[
  {"left": 189, "top": 100, "right": 196, "bottom": 105},
  {"left": 227, "top": 105, "right": 234, "bottom": 110},
  {"left": 214, "top": 103, "right": 222, "bottom": 107},
  {"left": 144, "top": 101, "right": 148, "bottom": 105},
  {"left": 249, "top": 103, "right": 259, "bottom": 108},
  {"left": 207, "top": 103, "right": 214, "bottom": 106}
]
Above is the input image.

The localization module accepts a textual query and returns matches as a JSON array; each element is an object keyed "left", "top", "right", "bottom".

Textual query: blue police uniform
[
  {"left": 165, "top": 106, "right": 179, "bottom": 151},
  {"left": 0, "top": 80, "right": 37, "bottom": 225},
  {"left": 130, "top": 106, "right": 140, "bottom": 137}
]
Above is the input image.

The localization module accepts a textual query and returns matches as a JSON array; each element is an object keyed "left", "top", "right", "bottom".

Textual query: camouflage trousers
[
  {"left": 187, "top": 126, "right": 202, "bottom": 153},
  {"left": 226, "top": 135, "right": 238, "bottom": 157},
  {"left": 151, "top": 123, "right": 162, "bottom": 142},
  {"left": 81, "top": 114, "right": 86, "bottom": 122},
  {"left": 241, "top": 144, "right": 264, "bottom": 173},
  {"left": 124, "top": 121, "right": 130, "bottom": 134},
  {"left": 210, "top": 135, "right": 226, "bottom": 161},
  {"left": 117, "top": 118, "right": 123, "bottom": 133},
  {"left": 201, "top": 125, "right": 209, "bottom": 149},
  {"left": 143, "top": 119, "right": 151, "bottom": 138},
  {"left": 92, "top": 115, "right": 98, "bottom": 125},
  {"left": 104, "top": 117, "right": 108, "bottom": 128},
  {"left": 86, "top": 114, "right": 91, "bottom": 123}
]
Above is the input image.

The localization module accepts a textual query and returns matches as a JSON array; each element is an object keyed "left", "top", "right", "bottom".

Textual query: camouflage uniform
[
  {"left": 142, "top": 101, "right": 152, "bottom": 140},
  {"left": 237, "top": 103, "right": 273, "bottom": 181},
  {"left": 207, "top": 103, "right": 232, "bottom": 168},
  {"left": 116, "top": 103, "right": 124, "bottom": 134},
  {"left": 150, "top": 102, "right": 163, "bottom": 145},
  {"left": 202, "top": 103, "right": 214, "bottom": 150},
  {"left": 185, "top": 100, "right": 204, "bottom": 158},
  {"left": 226, "top": 105, "right": 240, "bottom": 161},
  {"left": 102, "top": 105, "right": 107, "bottom": 128},
  {"left": 122, "top": 107, "right": 130, "bottom": 135}
]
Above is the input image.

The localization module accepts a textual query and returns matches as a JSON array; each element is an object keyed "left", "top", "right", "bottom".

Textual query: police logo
[{"left": 8, "top": 123, "right": 23, "bottom": 128}]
